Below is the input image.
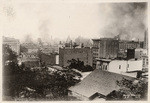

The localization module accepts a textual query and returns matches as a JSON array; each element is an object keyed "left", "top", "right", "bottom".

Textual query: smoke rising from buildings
[
  {"left": 100, "top": 3, "right": 147, "bottom": 41},
  {"left": 2, "top": 1, "right": 147, "bottom": 42},
  {"left": 38, "top": 19, "right": 51, "bottom": 42}
]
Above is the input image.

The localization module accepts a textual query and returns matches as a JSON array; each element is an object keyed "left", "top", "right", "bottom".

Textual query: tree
[
  {"left": 20, "top": 45, "right": 28, "bottom": 53},
  {"left": 106, "top": 78, "right": 148, "bottom": 101},
  {"left": 3, "top": 44, "right": 38, "bottom": 99},
  {"left": 3, "top": 44, "right": 20, "bottom": 97},
  {"left": 3, "top": 44, "right": 81, "bottom": 100},
  {"left": 67, "top": 58, "right": 93, "bottom": 72}
]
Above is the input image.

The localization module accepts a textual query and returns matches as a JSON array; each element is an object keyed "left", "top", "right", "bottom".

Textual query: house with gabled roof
[{"left": 69, "top": 69, "right": 135, "bottom": 101}]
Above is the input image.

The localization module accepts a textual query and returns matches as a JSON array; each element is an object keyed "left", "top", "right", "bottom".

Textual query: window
[
  {"left": 127, "top": 64, "right": 129, "bottom": 68},
  {"left": 119, "top": 65, "right": 121, "bottom": 69},
  {"left": 105, "top": 65, "right": 107, "bottom": 70}
]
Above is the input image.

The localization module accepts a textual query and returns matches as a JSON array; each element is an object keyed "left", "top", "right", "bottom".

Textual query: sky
[{"left": 2, "top": 0, "right": 148, "bottom": 42}]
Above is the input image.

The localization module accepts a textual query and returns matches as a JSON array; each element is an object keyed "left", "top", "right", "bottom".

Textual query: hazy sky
[{"left": 2, "top": 0, "right": 147, "bottom": 42}]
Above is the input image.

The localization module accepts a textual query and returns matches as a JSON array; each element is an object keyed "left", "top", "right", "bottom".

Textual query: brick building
[
  {"left": 92, "top": 38, "right": 119, "bottom": 67},
  {"left": 118, "top": 41, "right": 140, "bottom": 58},
  {"left": 40, "top": 53, "right": 56, "bottom": 66},
  {"left": 92, "top": 38, "right": 142, "bottom": 65},
  {"left": 99, "top": 38, "right": 119, "bottom": 59},
  {"left": 59, "top": 47, "right": 93, "bottom": 67}
]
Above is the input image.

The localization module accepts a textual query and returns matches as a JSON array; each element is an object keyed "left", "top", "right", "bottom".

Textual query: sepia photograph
[{"left": 1, "top": 0, "right": 149, "bottom": 101}]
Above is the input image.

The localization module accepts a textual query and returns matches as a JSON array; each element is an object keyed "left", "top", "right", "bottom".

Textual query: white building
[
  {"left": 134, "top": 48, "right": 148, "bottom": 72},
  {"left": 135, "top": 48, "right": 148, "bottom": 59},
  {"left": 96, "top": 59, "right": 143, "bottom": 75},
  {"left": 142, "top": 55, "right": 148, "bottom": 72}
]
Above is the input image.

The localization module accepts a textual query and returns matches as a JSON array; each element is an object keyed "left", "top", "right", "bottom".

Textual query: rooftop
[
  {"left": 3, "top": 37, "right": 19, "bottom": 42},
  {"left": 96, "top": 58, "right": 112, "bottom": 62},
  {"left": 22, "top": 43, "right": 39, "bottom": 49},
  {"left": 69, "top": 69, "right": 135, "bottom": 98},
  {"left": 92, "top": 38, "right": 117, "bottom": 41},
  {"left": 119, "top": 40, "right": 139, "bottom": 43}
]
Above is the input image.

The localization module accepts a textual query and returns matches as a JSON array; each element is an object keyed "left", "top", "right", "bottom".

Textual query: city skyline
[
  {"left": 2, "top": 0, "right": 148, "bottom": 101},
  {"left": 2, "top": 1, "right": 147, "bottom": 42}
]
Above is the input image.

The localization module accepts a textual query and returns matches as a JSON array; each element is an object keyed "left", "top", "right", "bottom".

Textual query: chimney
[{"left": 81, "top": 43, "right": 84, "bottom": 48}]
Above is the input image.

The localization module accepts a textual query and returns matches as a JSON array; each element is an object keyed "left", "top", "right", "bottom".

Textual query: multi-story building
[
  {"left": 92, "top": 39, "right": 101, "bottom": 67},
  {"left": 143, "top": 29, "right": 148, "bottom": 72},
  {"left": 144, "top": 29, "right": 148, "bottom": 50},
  {"left": 3, "top": 36, "right": 20, "bottom": 55},
  {"left": 18, "top": 52, "right": 40, "bottom": 68},
  {"left": 118, "top": 40, "right": 140, "bottom": 58},
  {"left": 40, "top": 53, "right": 56, "bottom": 66},
  {"left": 119, "top": 40, "right": 140, "bottom": 51},
  {"left": 96, "top": 59, "right": 143, "bottom": 73},
  {"left": 142, "top": 55, "right": 148, "bottom": 72},
  {"left": 135, "top": 48, "right": 147, "bottom": 59},
  {"left": 59, "top": 47, "right": 93, "bottom": 67},
  {"left": 21, "top": 43, "right": 39, "bottom": 53},
  {"left": 95, "top": 58, "right": 148, "bottom": 78},
  {"left": 99, "top": 38, "right": 119, "bottom": 59},
  {"left": 92, "top": 38, "right": 119, "bottom": 67}
]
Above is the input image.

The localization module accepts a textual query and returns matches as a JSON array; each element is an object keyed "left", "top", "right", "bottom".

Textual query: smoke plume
[
  {"left": 100, "top": 2, "right": 147, "bottom": 41},
  {"left": 38, "top": 19, "right": 51, "bottom": 42}
]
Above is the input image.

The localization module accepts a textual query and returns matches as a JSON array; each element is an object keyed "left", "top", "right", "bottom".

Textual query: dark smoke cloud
[{"left": 101, "top": 2, "right": 147, "bottom": 41}]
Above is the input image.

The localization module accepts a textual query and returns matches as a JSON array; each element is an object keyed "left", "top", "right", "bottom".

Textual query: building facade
[
  {"left": 135, "top": 48, "right": 148, "bottom": 59},
  {"left": 22, "top": 43, "right": 39, "bottom": 53},
  {"left": 18, "top": 53, "right": 40, "bottom": 68},
  {"left": 59, "top": 47, "right": 93, "bottom": 67},
  {"left": 142, "top": 55, "right": 148, "bottom": 72},
  {"left": 118, "top": 41, "right": 140, "bottom": 58},
  {"left": 92, "top": 39, "right": 101, "bottom": 67},
  {"left": 3, "top": 37, "right": 20, "bottom": 55},
  {"left": 40, "top": 53, "right": 56, "bottom": 66},
  {"left": 99, "top": 38, "right": 119, "bottom": 59},
  {"left": 92, "top": 38, "right": 119, "bottom": 67},
  {"left": 96, "top": 58, "right": 146, "bottom": 77},
  {"left": 144, "top": 29, "right": 148, "bottom": 50}
]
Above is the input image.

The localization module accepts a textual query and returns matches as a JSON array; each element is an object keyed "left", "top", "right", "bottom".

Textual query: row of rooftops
[
  {"left": 95, "top": 55, "right": 148, "bottom": 62},
  {"left": 3, "top": 36, "right": 20, "bottom": 43},
  {"left": 92, "top": 38, "right": 141, "bottom": 43}
]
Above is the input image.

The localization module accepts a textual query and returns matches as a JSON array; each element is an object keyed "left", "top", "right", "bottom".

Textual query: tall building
[
  {"left": 143, "top": 29, "right": 148, "bottom": 72},
  {"left": 59, "top": 47, "right": 93, "bottom": 67},
  {"left": 3, "top": 36, "right": 20, "bottom": 55},
  {"left": 92, "top": 39, "right": 101, "bottom": 67},
  {"left": 144, "top": 29, "right": 148, "bottom": 50},
  {"left": 99, "top": 38, "right": 119, "bottom": 59},
  {"left": 92, "top": 38, "right": 119, "bottom": 67}
]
